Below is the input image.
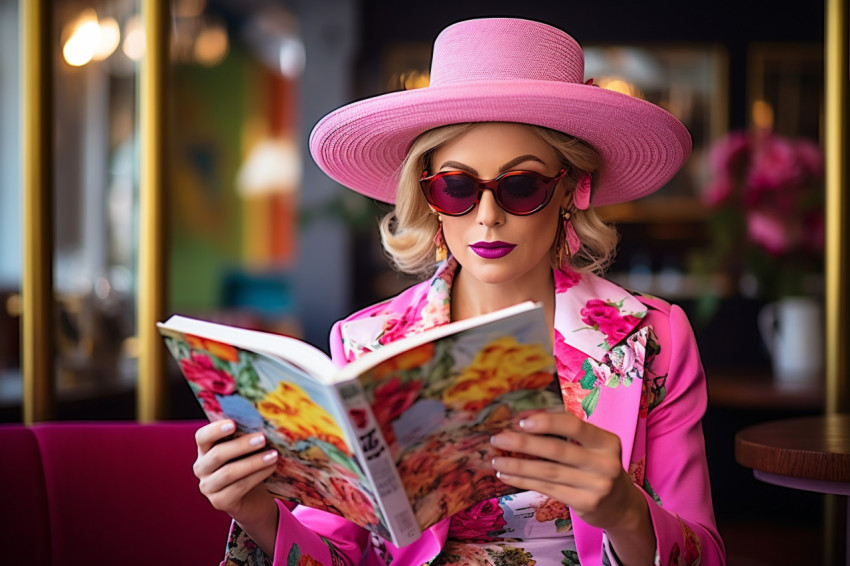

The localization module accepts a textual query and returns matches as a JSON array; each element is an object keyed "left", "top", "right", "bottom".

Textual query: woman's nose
[{"left": 475, "top": 189, "right": 505, "bottom": 226}]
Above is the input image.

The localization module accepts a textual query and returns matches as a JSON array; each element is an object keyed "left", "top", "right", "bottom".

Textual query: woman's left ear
[
  {"left": 559, "top": 189, "right": 572, "bottom": 210},
  {"left": 559, "top": 179, "right": 574, "bottom": 210}
]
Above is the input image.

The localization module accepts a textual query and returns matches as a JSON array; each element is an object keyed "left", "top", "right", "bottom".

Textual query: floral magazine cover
[
  {"left": 352, "top": 309, "right": 564, "bottom": 532},
  {"left": 160, "top": 329, "right": 393, "bottom": 541}
]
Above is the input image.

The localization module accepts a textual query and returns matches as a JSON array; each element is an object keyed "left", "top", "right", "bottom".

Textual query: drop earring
[
  {"left": 434, "top": 216, "right": 448, "bottom": 262},
  {"left": 561, "top": 209, "right": 581, "bottom": 260}
]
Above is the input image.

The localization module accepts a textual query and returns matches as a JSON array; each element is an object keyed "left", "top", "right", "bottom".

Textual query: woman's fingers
[
  {"left": 490, "top": 429, "right": 618, "bottom": 477},
  {"left": 200, "top": 449, "right": 278, "bottom": 509},
  {"left": 194, "top": 430, "right": 267, "bottom": 474},
  {"left": 195, "top": 419, "right": 236, "bottom": 455},
  {"left": 517, "top": 411, "right": 621, "bottom": 454},
  {"left": 491, "top": 453, "right": 604, "bottom": 488},
  {"left": 489, "top": 467, "right": 610, "bottom": 510},
  {"left": 192, "top": 420, "right": 280, "bottom": 527}
]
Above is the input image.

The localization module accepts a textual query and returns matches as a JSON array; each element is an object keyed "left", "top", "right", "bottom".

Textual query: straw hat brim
[{"left": 309, "top": 80, "right": 692, "bottom": 207}]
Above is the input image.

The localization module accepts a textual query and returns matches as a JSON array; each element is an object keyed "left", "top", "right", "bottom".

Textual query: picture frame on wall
[{"left": 747, "top": 42, "right": 823, "bottom": 142}]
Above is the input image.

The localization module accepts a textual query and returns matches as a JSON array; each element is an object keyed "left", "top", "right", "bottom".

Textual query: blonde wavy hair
[{"left": 379, "top": 123, "right": 619, "bottom": 278}]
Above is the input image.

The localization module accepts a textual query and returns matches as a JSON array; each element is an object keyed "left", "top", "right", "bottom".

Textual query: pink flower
[
  {"left": 745, "top": 134, "right": 804, "bottom": 201},
  {"left": 553, "top": 330, "right": 587, "bottom": 382},
  {"left": 180, "top": 352, "right": 236, "bottom": 395},
  {"left": 379, "top": 307, "right": 417, "bottom": 346},
  {"left": 702, "top": 175, "right": 735, "bottom": 207},
  {"left": 708, "top": 130, "right": 750, "bottom": 175},
  {"left": 700, "top": 129, "right": 824, "bottom": 300},
  {"left": 448, "top": 497, "right": 506, "bottom": 540},
  {"left": 370, "top": 377, "right": 422, "bottom": 445},
  {"left": 555, "top": 266, "right": 582, "bottom": 292},
  {"left": 580, "top": 299, "right": 640, "bottom": 345},
  {"left": 590, "top": 360, "right": 613, "bottom": 387},
  {"left": 795, "top": 138, "right": 824, "bottom": 179},
  {"left": 197, "top": 390, "right": 224, "bottom": 416},
  {"left": 747, "top": 210, "right": 793, "bottom": 256}
]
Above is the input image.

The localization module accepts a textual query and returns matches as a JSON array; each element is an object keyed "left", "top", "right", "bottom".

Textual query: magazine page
[
  {"left": 350, "top": 303, "right": 564, "bottom": 531},
  {"left": 159, "top": 315, "right": 337, "bottom": 383},
  {"left": 159, "top": 325, "right": 392, "bottom": 540}
]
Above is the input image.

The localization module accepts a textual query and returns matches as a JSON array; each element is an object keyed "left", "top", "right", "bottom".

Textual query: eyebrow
[{"left": 436, "top": 154, "right": 547, "bottom": 176}]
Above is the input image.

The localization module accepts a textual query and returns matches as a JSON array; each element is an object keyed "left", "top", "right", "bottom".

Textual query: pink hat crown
[
  {"left": 430, "top": 19, "right": 584, "bottom": 87},
  {"left": 309, "top": 17, "right": 692, "bottom": 206}
]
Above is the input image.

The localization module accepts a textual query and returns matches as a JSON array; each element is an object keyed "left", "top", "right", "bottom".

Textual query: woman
[{"left": 194, "top": 17, "right": 726, "bottom": 565}]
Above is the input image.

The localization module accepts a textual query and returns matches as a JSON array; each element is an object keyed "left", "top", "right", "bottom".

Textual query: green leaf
[
  {"left": 579, "top": 359, "right": 596, "bottom": 389},
  {"left": 235, "top": 361, "right": 265, "bottom": 402},
  {"left": 581, "top": 387, "right": 600, "bottom": 417},
  {"left": 643, "top": 478, "right": 663, "bottom": 506},
  {"left": 554, "top": 517, "right": 572, "bottom": 532},
  {"left": 560, "top": 550, "right": 581, "bottom": 566},
  {"left": 286, "top": 543, "right": 301, "bottom": 566}
]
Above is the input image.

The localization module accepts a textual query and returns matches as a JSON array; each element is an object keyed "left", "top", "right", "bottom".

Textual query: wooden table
[
  {"left": 708, "top": 370, "right": 824, "bottom": 410},
  {"left": 735, "top": 414, "right": 850, "bottom": 564}
]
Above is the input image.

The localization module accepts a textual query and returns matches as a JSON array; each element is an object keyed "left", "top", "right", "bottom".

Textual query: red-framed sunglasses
[{"left": 419, "top": 168, "right": 567, "bottom": 216}]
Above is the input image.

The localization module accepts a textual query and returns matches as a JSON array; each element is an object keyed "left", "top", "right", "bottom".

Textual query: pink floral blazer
[{"left": 221, "top": 258, "right": 726, "bottom": 565}]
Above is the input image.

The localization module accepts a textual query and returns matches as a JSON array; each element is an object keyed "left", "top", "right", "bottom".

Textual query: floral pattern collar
[{"left": 340, "top": 256, "right": 648, "bottom": 366}]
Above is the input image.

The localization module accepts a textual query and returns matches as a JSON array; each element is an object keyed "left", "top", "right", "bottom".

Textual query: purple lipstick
[{"left": 470, "top": 241, "right": 516, "bottom": 259}]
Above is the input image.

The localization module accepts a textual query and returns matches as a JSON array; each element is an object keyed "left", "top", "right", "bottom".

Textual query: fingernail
[
  {"left": 518, "top": 418, "right": 539, "bottom": 431},
  {"left": 490, "top": 434, "right": 509, "bottom": 448},
  {"left": 220, "top": 421, "right": 235, "bottom": 433},
  {"left": 262, "top": 450, "right": 278, "bottom": 463},
  {"left": 491, "top": 457, "right": 504, "bottom": 469},
  {"left": 249, "top": 434, "right": 266, "bottom": 446}
]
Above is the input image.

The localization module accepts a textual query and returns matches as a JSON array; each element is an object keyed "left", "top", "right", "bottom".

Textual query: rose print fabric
[{"left": 219, "top": 257, "right": 725, "bottom": 566}]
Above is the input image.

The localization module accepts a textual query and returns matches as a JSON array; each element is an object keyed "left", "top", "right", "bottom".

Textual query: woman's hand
[
  {"left": 194, "top": 420, "right": 279, "bottom": 555},
  {"left": 490, "top": 411, "right": 655, "bottom": 565}
]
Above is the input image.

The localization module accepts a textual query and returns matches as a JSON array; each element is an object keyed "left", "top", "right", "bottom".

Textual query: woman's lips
[{"left": 469, "top": 241, "right": 516, "bottom": 259}]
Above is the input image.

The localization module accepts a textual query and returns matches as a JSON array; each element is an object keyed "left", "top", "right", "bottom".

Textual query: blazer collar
[
  {"left": 339, "top": 258, "right": 648, "bottom": 367},
  {"left": 552, "top": 267, "right": 647, "bottom": 363}
]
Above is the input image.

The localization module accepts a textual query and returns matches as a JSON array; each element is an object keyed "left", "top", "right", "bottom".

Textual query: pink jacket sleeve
[{"left": 640, "top": 304, "right": 726, "bottom": 564}]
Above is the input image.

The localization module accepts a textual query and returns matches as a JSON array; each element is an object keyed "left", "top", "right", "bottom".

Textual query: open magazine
[{"left": 158, "top": 301, "right": 563, "bottom": 546}]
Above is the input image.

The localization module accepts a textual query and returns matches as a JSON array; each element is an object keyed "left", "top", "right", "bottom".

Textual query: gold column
[
  {"left": 137, "top": 0, "right": 169, "bottom": 422},
  {"left": 825, "top": 0, "right": 849, "bottom": 416},
  {"left": 823, "top": 1, "right": 849, "bottom": 563},
  {"left": 21, "top": 0, "right": 54, "bottom": 424}
]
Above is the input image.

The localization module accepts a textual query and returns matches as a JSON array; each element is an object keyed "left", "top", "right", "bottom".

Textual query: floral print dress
[{"left": 437, "top": 492, "right": 580, "bottom": 566}]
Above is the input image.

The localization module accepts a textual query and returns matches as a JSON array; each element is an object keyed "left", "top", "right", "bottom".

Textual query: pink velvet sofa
[{"left": 0, "top": 420, "right": 232, "bottom": 566}]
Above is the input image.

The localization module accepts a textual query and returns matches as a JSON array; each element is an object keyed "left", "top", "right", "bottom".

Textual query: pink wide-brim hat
[{"left": 309, "top": 17, "right": 692, "bottom": 207}]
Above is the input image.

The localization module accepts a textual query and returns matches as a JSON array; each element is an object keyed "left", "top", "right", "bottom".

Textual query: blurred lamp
[
  {"left": 62, "top": 10, "right": 121, "bottom": 67},
  {"left": 237, "top": 138, "right": 302, "bottom": 197}
]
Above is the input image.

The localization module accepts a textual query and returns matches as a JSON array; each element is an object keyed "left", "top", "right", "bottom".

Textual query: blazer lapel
[
  {"left": 554, "top": 269, "right": 650, "bottom": 563},
  {"left": 553, "top": 268, "right": 647, "bottom": 469}
]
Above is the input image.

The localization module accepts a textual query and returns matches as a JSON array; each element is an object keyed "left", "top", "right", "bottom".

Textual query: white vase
[{"left": 757, "top": 296, "right": 824, "bottom": 387}]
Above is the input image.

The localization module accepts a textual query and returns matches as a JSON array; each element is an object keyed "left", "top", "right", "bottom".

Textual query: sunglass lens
[
  {"left": 429, "top": 174, "right": 476, "bottom": 214},
  {"left": 498, "top": 175, "right": 546, "bottom": 214}
]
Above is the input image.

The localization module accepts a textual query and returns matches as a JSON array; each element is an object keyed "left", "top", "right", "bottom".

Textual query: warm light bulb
[
  {"left": 62, "top": 9, "right": 99, "bottom": 67},
  {"left": 122, "top": 15, "right": 145, "bottom": 61},
  {"left": 752, "top": 100, "right": 774, "bottom": 131},
  {"left": 93, "top": 17, "right": 121, "bottom": 60},
  {"left": 194, "top": 22, "right": 229, "bottom": 66}
]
